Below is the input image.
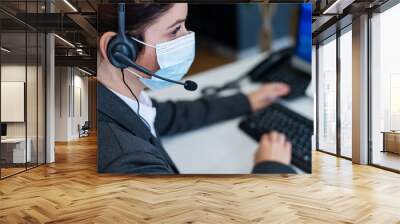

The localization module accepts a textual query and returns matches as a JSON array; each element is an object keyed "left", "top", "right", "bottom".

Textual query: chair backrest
[{"left": 82, "top": 121, "right": 90, "bottom": 129}]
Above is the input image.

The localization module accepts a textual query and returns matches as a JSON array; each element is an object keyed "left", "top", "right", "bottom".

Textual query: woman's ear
[{"left": 99, "top": 32, "right": 117, "bottom": 62}]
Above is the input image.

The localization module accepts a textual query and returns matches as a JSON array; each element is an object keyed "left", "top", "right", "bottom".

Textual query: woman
[{"left": 97, "top": 3, "right": 295, "bottom": 174}]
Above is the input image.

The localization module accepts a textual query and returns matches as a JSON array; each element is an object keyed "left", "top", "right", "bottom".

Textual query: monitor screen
[
  {"left": 1, "top": 123, "right": 7, "bottom": 137},
  {"left": 295, "top": 3, "right": 312, "bottom": 63}
]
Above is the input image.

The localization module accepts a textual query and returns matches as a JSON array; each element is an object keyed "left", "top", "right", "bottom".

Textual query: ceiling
[
  {"left": 0, "top": 0, "right": 98, "bottom": 73},
  {"left": 312, "top": 0, "right": 390, "bottom": 43},
  {"left": 2, "top": 1, "right": 312, "bottom": 74}
]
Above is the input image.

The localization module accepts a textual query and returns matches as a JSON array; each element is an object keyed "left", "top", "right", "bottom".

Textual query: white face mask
[{"left": 129, "top": 32, "right": 195, "bottom": 90}]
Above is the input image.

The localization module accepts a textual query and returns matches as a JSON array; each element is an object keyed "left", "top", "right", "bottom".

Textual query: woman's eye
[{"left": 171, "top": 26, "right": 181, "bottom": 35}]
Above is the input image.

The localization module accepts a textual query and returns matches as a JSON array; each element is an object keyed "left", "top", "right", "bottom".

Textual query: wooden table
[{"left": 382, "top": 131, "right": 400, "bottom": 154}]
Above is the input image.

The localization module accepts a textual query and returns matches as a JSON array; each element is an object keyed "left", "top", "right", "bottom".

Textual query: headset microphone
[
  {"left": 183, "top": 80, "right": 198, "bottom": 91},
  {"left": 107, "top": 3, "right": 198, "bottom": 91},
  {"left": 113, "top": 52, "right": 197, "bottom": 91}
]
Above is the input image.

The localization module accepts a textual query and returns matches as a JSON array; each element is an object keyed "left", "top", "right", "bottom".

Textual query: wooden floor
[
  {"left": 1, "top": 167, "right": 26, "bottom": 178},
  {"left": 1, "top": 135, "right": 400, "bottom": 223},
  {"left": 373, "top": 151, "right": 400, "bottom": 171}
]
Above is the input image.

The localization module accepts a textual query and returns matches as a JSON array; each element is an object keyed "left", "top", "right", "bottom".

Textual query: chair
[{"left": 78, "top": 121, "right": 90, "bottom": 138}]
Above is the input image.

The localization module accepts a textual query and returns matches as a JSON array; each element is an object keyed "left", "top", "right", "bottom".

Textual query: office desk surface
[
  {"left": 149, "top": 53, "right": 313, "bottom": 174},
  {"left": 1, "top": 138, "right": 26, "bottom": 144}
]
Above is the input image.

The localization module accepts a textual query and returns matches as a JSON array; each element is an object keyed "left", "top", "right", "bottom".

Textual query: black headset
[
  {"left": 106, "top": 3, "right": 197, "bottom": 91},
  {"left": 106, "top": 3, "right": 137, "bottom": 69}
]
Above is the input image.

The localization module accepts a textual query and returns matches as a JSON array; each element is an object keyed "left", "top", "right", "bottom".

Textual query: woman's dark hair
[{"left": 98, "top": 3, "right": 174, "bottom": 52}]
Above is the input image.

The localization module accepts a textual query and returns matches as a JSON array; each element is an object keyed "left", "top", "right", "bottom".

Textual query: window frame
[{"left": 315, "top": 21, "right": 353, "bottom": 160}]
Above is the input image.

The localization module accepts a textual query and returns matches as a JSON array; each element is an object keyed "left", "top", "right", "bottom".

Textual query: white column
[
  {"left": 54, "top": 67, "right": 73, "bottom": 141},
  {"left": 46, "top": 33, "right": 55, "bottom": 163},
  {"left": 352, "top": 14, "right": 369, "bottom": 164},
  {"left": 46, "top": 1, "right": 55, "bottom": 163}
]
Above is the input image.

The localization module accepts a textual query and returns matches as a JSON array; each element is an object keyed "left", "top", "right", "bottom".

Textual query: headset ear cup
[{"left": 107, "top": 34, "right": 138, "bottom": 69}]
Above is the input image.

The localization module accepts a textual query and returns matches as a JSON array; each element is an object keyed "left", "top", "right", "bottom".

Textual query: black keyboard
[
  {"left": 265, "top": 67, "right": 310, "bottom": 100},
  {"left": 239, "top": 103, "right": 313, "bottom": 173}
]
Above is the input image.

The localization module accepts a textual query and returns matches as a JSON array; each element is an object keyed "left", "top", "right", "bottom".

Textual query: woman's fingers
[
  {"left": 260, "top": 133, "right": 271, "bottom": 145},
  {"left": 270, "top": 82, "right": 291, "bottom": 96},
  {"left": 270, "top": 131, "right": 279, "bottom": 142},
  {"left": 255, "top": 131, "right": 292, "bottom": 165},
  {"left": 277, "top": 132, "right": 285, "bottom": 144},
  {"left": 271, "top": 131, "right": 291, "bottom": 157},
  {"left": 284, "top": 141, "right": 292, "bottom": 152},
  {"left": 270, "top": 131, "right": 286, "bottom": 144},
  {"left": 247, "top": 82, "right": 291, "bottom": 112}
]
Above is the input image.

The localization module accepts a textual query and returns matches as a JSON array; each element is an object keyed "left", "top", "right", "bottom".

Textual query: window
[
  {"left": 1, "top": 31, "right": 28, "bottom": 177},
  {"left": 370, "top": 2, "right": 400, "bottom": 171},
  {"left": 339, "top": 28, "right": 352, "bottom": 158},
  {"left": 317, "top": 36, "right": 337, "bottom": 154},
  {"left": 0, "top": 1, "right": 47, "bottom": 179}
]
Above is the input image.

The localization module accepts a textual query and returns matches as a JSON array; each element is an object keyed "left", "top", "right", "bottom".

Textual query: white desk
[
  {"left": 148, "top": 53, "right": 313, "bottom": 174},
  {"left": 1, "top": 138, "right": 31, "bottom": 163}
]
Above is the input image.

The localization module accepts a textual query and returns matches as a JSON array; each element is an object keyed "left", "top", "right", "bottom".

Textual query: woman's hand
[
  {"left": 254, "top": 132, "right": 292, "bottom": 165},
  {"left": 247, "top": 82, "right": 290, "bottom": 112}
]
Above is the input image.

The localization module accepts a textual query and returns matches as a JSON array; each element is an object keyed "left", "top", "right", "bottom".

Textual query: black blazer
[{"left": 97, "top": 82, "right": 295, "bottom": 174}]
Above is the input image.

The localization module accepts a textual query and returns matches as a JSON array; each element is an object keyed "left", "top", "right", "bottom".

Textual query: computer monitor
[
  {"left": 1, "top": 123, "right": 7, "bottom": 137},
  {"left": 294, "top": 3, "right": 312, "bottom": 64}
]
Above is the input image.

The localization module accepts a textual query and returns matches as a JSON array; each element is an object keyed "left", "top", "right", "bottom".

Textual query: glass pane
[
  {"left": 26, "top": 0, "right": 40, "bottom": 170},
  {"left": 312, "top": 45, "right": 317, "bottom": 150},
  {"left": 339, "top": 29, "right": 352, "bottom": 158},
  {"left": 317, "top": 37, "right": 337, "bottom": 154},
  {"left": 27, "top": 31, "right": 38, "bottom": 169},
  {"left": 38, "top": 32, "right": 45, "bottom": 165},
  {"left": 1, "top": 30, "right": 27, "bottom": 177},
  {"left": 371, "top": 3, "right": 400, "bottom": 171}
]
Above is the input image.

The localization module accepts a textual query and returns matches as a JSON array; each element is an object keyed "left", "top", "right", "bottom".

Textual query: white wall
[
  {"left": 71, "top": 72, "right": 89, "bottom": 138},
  {"left": 54, "top": 67, "right": 89, "bottom": 141},
  {"left": 1, "top": 65, "right": 26, "bottom": 132},
  {"left": 55, "top": 66, "right": 69, "bottom": 141},
  {"left": 1, "top": 65, "right": 38, "bottom": 138},
  {"left": 1, "top": 63, "right": 46, "bottom": 164},
  {"left": 1, "top": 82, "right": 25, "bottom": 122}
]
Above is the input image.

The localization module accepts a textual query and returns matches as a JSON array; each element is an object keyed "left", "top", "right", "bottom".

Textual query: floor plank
[{"left": 1, "top": 135, "right": 400, "bottom": 223}]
